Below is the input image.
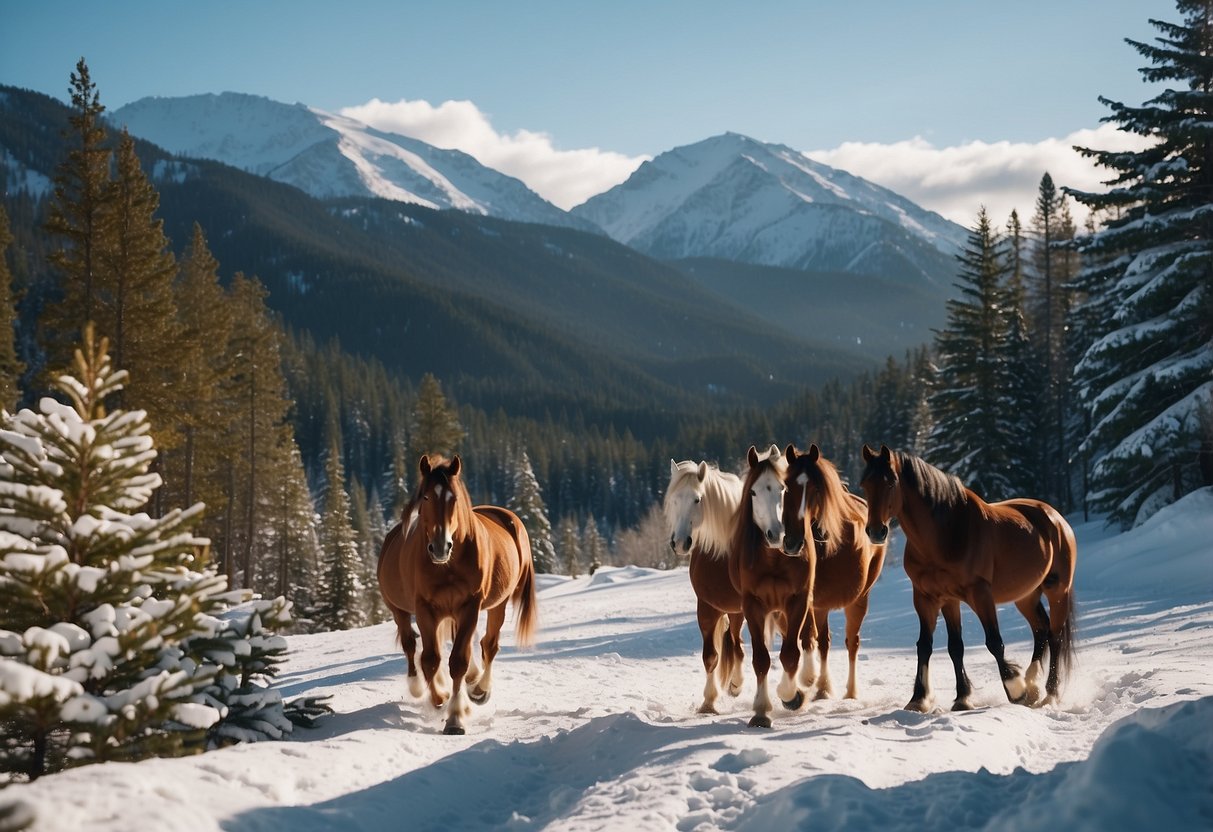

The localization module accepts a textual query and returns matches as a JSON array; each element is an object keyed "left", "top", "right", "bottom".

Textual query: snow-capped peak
[{"left": 111, "top": 92, "right": 598, "bottom": 232}]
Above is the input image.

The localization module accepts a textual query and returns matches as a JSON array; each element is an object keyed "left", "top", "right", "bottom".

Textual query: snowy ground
[{"left": 6, "top": 490, "right": 1213, "bottom": 831}]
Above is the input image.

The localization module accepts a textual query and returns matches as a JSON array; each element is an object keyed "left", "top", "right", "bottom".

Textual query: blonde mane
[{"left": 801, "top": 453, "right": 863, "bottom": 557}]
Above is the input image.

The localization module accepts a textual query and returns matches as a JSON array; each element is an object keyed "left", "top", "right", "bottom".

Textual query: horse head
[
  {"left": 664, "top": 459, "right": 709, "bottom": 556},
  {"left": 859, "top": 444, "right": 899, "bottom": 545},
  {"left": 745, "top": 443, "right": 790, "bottom": 553},
  {"left": 417, "top": 453, "right": 464, "bottom": 564},
  {"left": 780, "top": 443, "right": 818, "bottom": 556}
]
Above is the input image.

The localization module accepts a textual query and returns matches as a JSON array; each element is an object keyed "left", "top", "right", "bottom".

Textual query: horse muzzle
[
  {"left": 865, "top": 523, "right": 889, "bottom": 545},
  {"left": 781, "top": 535, "right": 806, "bottom": 557},
  {"left": 670, "top": 534, "right": 693, "bottom": 556},
  {"left": 427, "top": 539, "right": 454, "bottom": 564}
]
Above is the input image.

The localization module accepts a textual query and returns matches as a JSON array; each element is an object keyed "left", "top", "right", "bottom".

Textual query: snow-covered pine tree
[
  {"left": 1065, "top": 0, "right": 1213, "bottom": 526},
  {"left": 582, "top": 514, "right": 608, "bottom": 574},
  {"left": 312, "top": 440, "right": 366, "bottom": 631},
  {"left": 0, "top": 327, "right": 292, "bottom": 780},
  {"left": 556, "top": 515, "right": 582, "bottom": 577},
  {"left": 509, "top": 450, "right": 556, "bottom": 574},
  {"left": 925, "top": 207, "right": 1029, "bottom": 500},
  {"left": 409, "top": 373, "right": 464, "bottom": 461}
]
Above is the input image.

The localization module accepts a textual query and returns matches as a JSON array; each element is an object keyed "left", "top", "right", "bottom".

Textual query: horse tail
[
  {"left": 1053, "top": 514, "right": 1079, "bottom": 679},
  {"left": 512, "top": 518, "right": 539, "bottom": 647}
]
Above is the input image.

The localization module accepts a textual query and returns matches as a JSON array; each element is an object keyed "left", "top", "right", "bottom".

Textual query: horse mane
[
  {"left": 730, "top": 448, "right": 786, "bottom": 563},
  {"left": 699, "top": 466, "right": 743, "bottom": 558},
  {"left": 896, "top": 451, "right": 968, "bottom": 511},
  {"left": 802, "top": 454, "right": 861, "bottom": 557}
]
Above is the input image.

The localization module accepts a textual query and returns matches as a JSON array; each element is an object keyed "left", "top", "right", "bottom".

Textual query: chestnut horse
[
  {"left": 377, "top": 454, "right": 538, "bottom": 734},
  {"left": 859, "top": 445, "right": 1077, "bottom": 712},
  {"left": 779, "top": 444, "right": 886, "bottom": 700},
  {"left": 729, "top": 444, "right": 815, "bottom": 727},
  {"left": 663, "top": 459, "right": 746, "bottom": 713}
]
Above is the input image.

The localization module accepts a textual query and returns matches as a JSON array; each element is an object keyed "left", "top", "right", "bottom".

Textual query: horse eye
[
  {"left": 694, "top": 497, "right": 701, "bottom": 504},
  {"left": 750, "top": 489, "right": 756, "bottom": 497}
]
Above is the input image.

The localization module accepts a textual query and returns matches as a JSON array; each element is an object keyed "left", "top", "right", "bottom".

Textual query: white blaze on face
[
  {"left": 433, "top": 483, "right": 454, "bottom": 555},
  {"left": 796, "top": 472, "right": 809, "bottom": 523},
  {"left": 750, "top": 467, "right": 786, "bottom": 548}
]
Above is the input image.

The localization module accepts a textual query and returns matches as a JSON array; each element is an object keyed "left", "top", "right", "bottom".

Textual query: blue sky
[{"left": 1, "top": 1, "right": 1178, "bottom": 221}]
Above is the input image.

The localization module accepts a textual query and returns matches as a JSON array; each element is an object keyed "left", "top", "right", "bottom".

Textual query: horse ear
[
  {"left": 419, "top": 454, "right": 432, "bottom": 476},
  {"left": 697, "top": 461, "right": 708, "bottom": 482},
  {"left": 767, "top": 443, "right": 780, "bottom": 460},
  {"left": 880, "top": 444, "right": 892, "bottom": 461},
  {"left": 747, "top": 445, "right": 759, "bottom": 468},
  {"left": 670, "top": 459, "right": 679, "bottom": 479},
  {"left": 808, "top": 443, "right": 820, "bottom": 462},
  {"left": 862, "top": 444, "right": 876, "bottom": 462},
  {"left": 449, "top": 454, "right": 461, "bottom": 477},
  {"left": 784, "top": 443, "right": 797, "bottom": 462}
]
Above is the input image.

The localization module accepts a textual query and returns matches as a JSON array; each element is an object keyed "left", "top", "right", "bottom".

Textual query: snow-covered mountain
[
  {"left": 572, "top": 132, "right": 968, "bottom": 283},
  {"left": 111, "top": 93, "right": 600, "bottom": 233}
]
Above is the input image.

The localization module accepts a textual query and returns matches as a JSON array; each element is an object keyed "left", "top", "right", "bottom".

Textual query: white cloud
[
  {"left": 339, "top": 98, "right": 647, "bottom": 210},
  {"left": 804, "top": 125, "right": 1154, "bottom": 229}
]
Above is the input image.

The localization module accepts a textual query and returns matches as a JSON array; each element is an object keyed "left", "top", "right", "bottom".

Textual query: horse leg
[
  {"left": 777, "top": 592, "right": 809, "bottom": 711},
  {"left": 442, "top": 600, "right": 480, "bottom": 735},
  {"left": 696, "top": 601, "right": 724, "bottom": 714},
  {"left": 906, "top": 589, "right": 941, "bottom": 712},
  {"left": 1042, "top": 586, "right": 1075, "bottom": 706},
  {"left": 968, "top": 579, "right": 1026, "bottom": 704},
  {"left": 941, "top": 599, "right": 974, "bottom": 710},
  {"left": 744, "top": 597, "right": 774, "bottom": 728},
  {"left": 469, "top": 603, "right": 506, "bottom": 705},
  {"left": 1015, "top": 595, "right": 1050, "bottom": 706},
  {"left": 798, "top": 609, "right": 819, "bottom": 690},
  {"left": 416, "top": 606, "right": 448, "bottom": 709},
  {"left": 392, "top": 608, "right": 425, "bottom": 699},
  {"left": 726, "top": 612, "right": 746, "bottom": 697},
  {"left": 812, "top": 608, "right": 834, "bottom": 700},
  {"left": 842, "top": 595, "right": 869, "bottom": 700}
]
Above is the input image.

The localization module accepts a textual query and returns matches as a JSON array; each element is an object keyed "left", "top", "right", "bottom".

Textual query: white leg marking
[
  {"left": 776, "top": 670, "right": 798, "bottom": 702},
  {"left": 1004, "top": 673, "right": 1027, "bottom": 701},
  {"left": 408, "top": 673, "right": 425, "bottom": 698},
  {"left": 753, "top": 677, "right": 773, "bottom": 720}
]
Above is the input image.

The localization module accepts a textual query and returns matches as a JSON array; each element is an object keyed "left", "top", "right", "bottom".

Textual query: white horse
[{"left": 663, "top": 459, "right": 747, "bottom": 713}]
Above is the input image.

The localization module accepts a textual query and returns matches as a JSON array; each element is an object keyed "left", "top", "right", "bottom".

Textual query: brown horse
[
  {"left": 663, "top": 459, "right": 746, "bottom": 713},
  {"left": 377, "top": 454, "right": 538, "bottom": 734},
  {"left": 729, "top": 444, "right": 815, "bottom": 727},
  {"left": 859, "top": 444, "right": 1077, "bottom": 712},
  {"left": 779, "top": 444, "right": 886, "bottom": 700}
]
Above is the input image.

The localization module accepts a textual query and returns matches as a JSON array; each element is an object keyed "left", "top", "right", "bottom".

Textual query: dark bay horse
[
  {"left": 378, "top": 454, "right": 538, "bottom": 734},
  {"left": 664, "top": 459, "right": 746, "bottom": 713},
  {"left": 860, "top": 444, "right": 1077, "bottom": 712},
  {"left": 729, "top": 444, "right": 814, "bottom": 727},
  {"left": 779, "top": 444, "right": 886, "bottom": 700}
]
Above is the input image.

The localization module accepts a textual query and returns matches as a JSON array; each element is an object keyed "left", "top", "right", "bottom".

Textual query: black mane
[{"left": 897, "top": 452, "right": 968, "bottom": 510}]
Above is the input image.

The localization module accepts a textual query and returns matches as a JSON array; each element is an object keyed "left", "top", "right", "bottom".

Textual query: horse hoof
[
  {"left": 781, "top": 691, "right": 805, "bottom": 711},
  {"left": 443, "top": 723, "right": 466, "bottom": 736},
  {"left": 748, "top": 714, "right": 773, "bottom": 729},
  {"left": 904, "top": 699, "right": 932, "bottom": 713},
  {"left": 951, "top": 698, "right": 974, "bottom": 711},
  {"left": 728, "top": 683, "right": 743, "bottom": 697},
  {"left": 697, "top": 703, "right": 719, "bottom": 715},
  {"left": 469, "top": 687, "right": 490, "bottom": 705},
  {"left": 813, "top": 688, "right": 833, "bottom": 702}
]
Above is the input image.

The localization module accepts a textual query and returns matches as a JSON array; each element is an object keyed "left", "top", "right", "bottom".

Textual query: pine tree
[
  {"left": 0, "top": 327, "right": 292, "bottom": 780},
  {"left": 1066, "top": 1, "right": 1213, "bottom": 526},
  {"left": 0, "top": 206, "right": 24, "bottom": 410},
  {"left": 97, "top": 130, "right": 184, "bottom": 448},
  {"left": 313, "top": 439, "right": 366, "bottom": 631},
  {"left": 582, "top": 514, "right": 608, "bottom": 574},
  {"left": 349, "top": 477, "right": 386, "bottom": 623},
  {"left": 408, "top": 373, "right": 464, "bottom": 460},
  {"left": 509, "top": 450, "right": 556, "bottom": 573},
  {"left": 165, "top": 224, "right": 232, "bottom": 514},
  {"left": 222, "top": 273, "right": 293, "bottom": 591},
  {"left": 556, "top": 514, "right": 582, "bottom": 577},
  {"left": 925, "top": 207, "right": 1025, "bottom": 500},
  {"left": 42, "top": 58, "right": 113, "bottom": 372}
]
